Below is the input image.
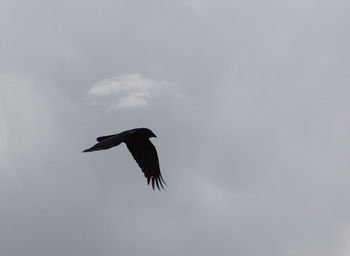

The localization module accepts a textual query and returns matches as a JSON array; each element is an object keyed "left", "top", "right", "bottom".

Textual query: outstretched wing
[
  {"left": 83, "top": 132, "right": 127, "bottom": 152},
  {"left": 96, "top": 134, "right": 116, "bottom": 142},
  {"left": 125, "top": 138, "right": 166, "bottom": 190}
]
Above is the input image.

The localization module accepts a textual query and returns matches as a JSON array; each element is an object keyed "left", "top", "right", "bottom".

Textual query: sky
[{"left": 1, "top": 0, "right": 350, "bottom": 255}]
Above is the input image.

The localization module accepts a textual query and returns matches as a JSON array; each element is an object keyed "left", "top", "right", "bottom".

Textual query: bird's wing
[
  {"left": 97, "top": 134, "right": 116, "bottom": 142},
  {"left": 83, "top": 132, "right": 127, "bottom": 152},
  {"left": 125, "top": 139, "right": 166, "bottom": 190}
]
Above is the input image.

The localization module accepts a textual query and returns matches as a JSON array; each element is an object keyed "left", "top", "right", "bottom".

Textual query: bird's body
[{"left": 83, "top": 128, "right": 166, "bottom": 190}]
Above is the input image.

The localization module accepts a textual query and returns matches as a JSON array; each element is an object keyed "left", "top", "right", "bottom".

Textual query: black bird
[{"left": 83, "top": 128, "right": 166, "bottom": 190}]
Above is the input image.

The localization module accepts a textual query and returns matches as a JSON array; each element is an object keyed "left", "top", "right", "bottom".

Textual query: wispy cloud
[{"left": 87, "top": 73, "right": 180, "bottom": 110}]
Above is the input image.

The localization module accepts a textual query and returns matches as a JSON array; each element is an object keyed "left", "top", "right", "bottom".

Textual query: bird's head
[{"left": 138, "top": 128, "right": 157, "bottom": 138}]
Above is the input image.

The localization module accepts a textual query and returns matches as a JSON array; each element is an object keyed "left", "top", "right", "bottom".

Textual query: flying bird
[{"left": 83, "top": 128, "right": 166, "bottom": 190}]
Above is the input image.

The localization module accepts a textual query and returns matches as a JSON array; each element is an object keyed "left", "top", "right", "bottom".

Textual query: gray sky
[{"left": 1, "top": 0, "right": 350, "bottom": 255}]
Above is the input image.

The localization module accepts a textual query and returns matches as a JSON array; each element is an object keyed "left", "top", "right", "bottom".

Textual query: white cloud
[{"left": 87, "top": 73, "right": 178, "bottom": 110}]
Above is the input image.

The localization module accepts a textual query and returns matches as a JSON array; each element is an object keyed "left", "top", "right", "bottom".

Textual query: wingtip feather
[
  {"left": 155, "top": 178, "right": 160, "bottom": 190},
  {"left": 151, "top": 177, "right": 155, "bottom": 190}
]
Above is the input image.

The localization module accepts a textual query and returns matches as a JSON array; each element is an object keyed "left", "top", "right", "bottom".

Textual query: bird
[{"left": 83, "top": 128, "right": 166, "bottom": 190}]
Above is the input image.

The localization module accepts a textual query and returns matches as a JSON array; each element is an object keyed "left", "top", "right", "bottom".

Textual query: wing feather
[
  {"left": 97, "top": 134, "right": 116, "bottom": 142},
  {"left": 83, "top": 132, "right": 127, "bottom": 152},
  {"left": 125, "top": 139, "right": 166, "bottom": 190}
]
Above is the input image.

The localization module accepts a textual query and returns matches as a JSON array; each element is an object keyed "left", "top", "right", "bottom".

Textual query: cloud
[
  {"left": 2, "top": 0, "right": 350, "bottom": 255},
  {"left": 87, "top": 73, "right": 178, "bottom": 110}
]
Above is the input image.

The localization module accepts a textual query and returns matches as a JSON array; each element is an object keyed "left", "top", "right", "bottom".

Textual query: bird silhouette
[{"left": 83, "top": 128, "right": 166, "bottom": 190}]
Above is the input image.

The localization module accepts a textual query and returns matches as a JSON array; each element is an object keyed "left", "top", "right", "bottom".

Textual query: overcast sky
[{"left": 1, "top": 0, "right": 350, "bottom": 255}]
